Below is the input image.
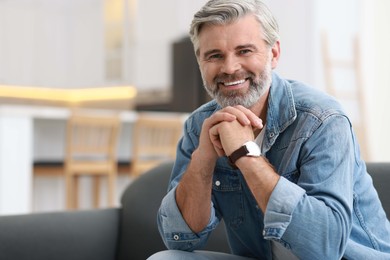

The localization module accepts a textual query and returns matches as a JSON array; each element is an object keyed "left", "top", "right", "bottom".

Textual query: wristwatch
[{"left": 228, "top": 141, "right": 261, "bottom": 167}]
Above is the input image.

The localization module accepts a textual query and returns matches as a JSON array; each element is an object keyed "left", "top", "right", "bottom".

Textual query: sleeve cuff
[
  {"left": 159, "top": 186, "right": 219, "bottom": 234},
  {"left": 263, "top": 177, "right": 305, "bottom": 239}
]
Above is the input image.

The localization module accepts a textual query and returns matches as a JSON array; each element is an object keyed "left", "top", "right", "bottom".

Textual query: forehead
[{"left": 198, "top": 15, "right": 264, "bottom": 54}]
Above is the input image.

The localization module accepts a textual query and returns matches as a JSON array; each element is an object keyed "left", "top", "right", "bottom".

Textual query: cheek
[
  {"left": 249, "top": 59, "right": 269, "bottom": 76},
  {"left": 200, "top": 63, "right": 217, "bottom": 82}
]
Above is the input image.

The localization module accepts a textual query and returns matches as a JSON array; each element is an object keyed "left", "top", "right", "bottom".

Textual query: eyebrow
[{"left": 236, "top": 44, "right": 258, "bottom": 51}]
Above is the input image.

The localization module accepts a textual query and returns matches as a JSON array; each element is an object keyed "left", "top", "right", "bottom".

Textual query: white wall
[
  {"left": 264, "top": 0, "right": 317, "bottom": 86},
  {"left": 131, "top": 0, "right": 208, "bottom": 91},
  {"left": 361, "top": 0, "right": 390, "bottom": 161},
  {"left": 0, "top": 0, "right": 104, "bottom": 87}
]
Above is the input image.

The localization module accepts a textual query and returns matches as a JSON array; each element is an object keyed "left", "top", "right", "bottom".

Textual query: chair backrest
[
  {"left": 65, "top": 111, "right": 121, "bottom": 208},
  {"left": 366, "top": 162, "right": 390, "bottom": 217},
  {"left": 66, "top": 112, "right": 120, "bottom": 164},
  {"left": 131, "top": 114, "right": 183, "bottom": 176}
]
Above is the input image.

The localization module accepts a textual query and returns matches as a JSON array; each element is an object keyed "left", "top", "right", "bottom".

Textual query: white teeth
[{"left": 223, "top": 79, "right": 245, "bottom": 86}]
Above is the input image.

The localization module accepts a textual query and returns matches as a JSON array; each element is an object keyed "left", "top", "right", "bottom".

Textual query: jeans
[
  {"left": 147, "top": 250, "right": 256, "bottom": 260},
  {"left": 148, "top": 242, "right": 299, "bottom": 260}
]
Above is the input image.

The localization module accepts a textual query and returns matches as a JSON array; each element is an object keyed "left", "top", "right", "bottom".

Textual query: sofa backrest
[
  {"left": 116, "top": 162, "right": 171, "bottom": 260},
  {"left": 366, "top": 162, "right": 390, "bottom": 217},
  {"left": 116, "top": 161, "right": 230, "bottom": 260}
]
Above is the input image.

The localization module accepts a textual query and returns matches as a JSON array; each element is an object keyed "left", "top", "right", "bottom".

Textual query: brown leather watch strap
[{"left": 228, "top": 145, "right": 250, "bottom": 166}]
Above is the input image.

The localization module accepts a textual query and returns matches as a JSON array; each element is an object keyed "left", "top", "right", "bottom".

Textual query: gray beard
[{"left": 203, "top": 59, "right": 272, "bottom": 109}]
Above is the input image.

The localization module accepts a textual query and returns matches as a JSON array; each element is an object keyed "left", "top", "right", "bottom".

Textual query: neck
[
  {"left": 249, "top": 89, "right": 269, "bottom": 138},
  {"left": 249, "top": 87, "right": 269, "bottom": 124}
]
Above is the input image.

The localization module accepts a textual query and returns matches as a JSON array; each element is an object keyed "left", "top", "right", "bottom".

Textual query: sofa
[
  {"left": 0, "top": 162, "right": 388, "bottom": 260},
  {"left": 0, "top": 161, "right": 229, "bottom": 260}
]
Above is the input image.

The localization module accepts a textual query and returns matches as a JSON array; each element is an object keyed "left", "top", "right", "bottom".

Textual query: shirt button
[
  {"left": 215, "top": 180, "right": 221, "bottom": 186},
  {"left": 173, "top": 234, "right": 180, "bottom": 241}
]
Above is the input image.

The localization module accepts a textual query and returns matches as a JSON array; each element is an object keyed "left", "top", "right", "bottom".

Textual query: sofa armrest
[{"left": 0, "top": 208, "right": 120, "bottom": 260}]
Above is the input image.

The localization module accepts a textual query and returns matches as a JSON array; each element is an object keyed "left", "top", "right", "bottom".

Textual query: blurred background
[{"left": 0, "top": 0, "right": 389, "bottom": 214}]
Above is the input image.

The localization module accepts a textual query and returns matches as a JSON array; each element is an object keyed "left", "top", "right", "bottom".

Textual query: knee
[
  {"left": 147, "top": 250, "right": 182, "bottom": 260},
  {"left": 147, "top": 250, "right": 196, "bottom": 260}
]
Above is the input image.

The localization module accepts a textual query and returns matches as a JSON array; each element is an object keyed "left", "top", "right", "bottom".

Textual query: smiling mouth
[
  {"left": 220, "top": 78, "right": 249, "bottom": 88},
  {"left": 223, "top": 79, "right": 245, "bottom": 86}
]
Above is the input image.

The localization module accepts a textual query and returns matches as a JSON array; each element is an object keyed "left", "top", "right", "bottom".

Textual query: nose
[{"left": 220, "top": 54, "right": 241, "bottom": 74}]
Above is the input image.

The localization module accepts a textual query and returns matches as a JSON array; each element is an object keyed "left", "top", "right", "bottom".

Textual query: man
[{"left": 150, "top": 0, "right": 390, "bottom": 259}]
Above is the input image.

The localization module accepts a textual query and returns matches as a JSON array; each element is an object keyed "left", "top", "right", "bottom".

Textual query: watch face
[{"left": 245, "top": 141, "right": 261, "bottom": 156}]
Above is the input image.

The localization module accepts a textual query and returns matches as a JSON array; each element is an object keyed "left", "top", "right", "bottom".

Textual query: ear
[{"left": 270, "top": 40, "right": 281, "bottom": 69}]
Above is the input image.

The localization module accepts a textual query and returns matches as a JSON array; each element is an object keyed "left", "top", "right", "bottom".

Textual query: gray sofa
[
  {"left": 0, "top": 161, "right": 229, "bottom": 260},
  {"left": 0, "top": 162, "right": 388, "bottom": 260}
]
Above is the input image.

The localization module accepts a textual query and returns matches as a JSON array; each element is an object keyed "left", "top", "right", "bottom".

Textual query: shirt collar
[{"left": 262, "top": 72, "right": 297, "bottom": 153}]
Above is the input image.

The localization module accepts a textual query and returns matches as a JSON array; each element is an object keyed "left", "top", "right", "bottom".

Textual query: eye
[
  {"left": 207, "top": 53, "right": 223, "bottom": 61},
  {"left": 238, "top": 49, "right": 252, "bottom": 55}
]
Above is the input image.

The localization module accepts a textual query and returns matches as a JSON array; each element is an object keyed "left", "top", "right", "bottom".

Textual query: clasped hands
[{"left": 201, "top": 105, "right": 263, "bottom": 159}]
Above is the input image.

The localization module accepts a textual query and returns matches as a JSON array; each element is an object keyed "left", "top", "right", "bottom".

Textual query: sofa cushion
[{"left": 0, "top": 209, "right": 119, "bottom": 260}]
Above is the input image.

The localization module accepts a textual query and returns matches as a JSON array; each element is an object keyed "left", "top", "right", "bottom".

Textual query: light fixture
[{"left": 0, "top": 85, "right": 137, "bottom": 104}]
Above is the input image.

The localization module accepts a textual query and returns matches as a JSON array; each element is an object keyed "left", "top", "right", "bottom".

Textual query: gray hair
[{"left": 189, "top": 0, "right": 279, "bottom": 56}]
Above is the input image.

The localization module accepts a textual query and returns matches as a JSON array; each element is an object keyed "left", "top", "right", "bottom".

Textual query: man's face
[{"left": 197, "top": 15, "right": 279, "bottom": 108}]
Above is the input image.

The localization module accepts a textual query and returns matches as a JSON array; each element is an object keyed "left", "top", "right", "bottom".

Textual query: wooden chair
[
  {"left": 130, "top": 114, "right": 183, "bottom": 177},
  {"left": 65, "top": 111, "right": 121, "bottom": 209}
]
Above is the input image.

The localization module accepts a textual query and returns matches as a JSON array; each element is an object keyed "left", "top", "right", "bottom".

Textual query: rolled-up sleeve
[
  {"left": 263, "top": 177, "right": 305, "bottom": 239},
  {"left": 157, "top": 186, "right": 220, "bottom": 251}
]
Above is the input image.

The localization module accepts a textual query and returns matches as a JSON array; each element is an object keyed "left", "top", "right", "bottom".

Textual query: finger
[
  {"left": 203, "top": 111, "right": 236, "bottom": 133},
  {"left": 212, "top": 110, "right": 237, "bottom": 123},
  {"left": 209, "top": 124, "right": 223, "bottom": 149},
  {"left": 219, "top": 106, "right": 249, "bottom": 125},
  {"left": 233, "top": 105, "right": 263, "bottom": 129},
  {"left": 209, "top": 125, "right": 226, "bottom": 157}
]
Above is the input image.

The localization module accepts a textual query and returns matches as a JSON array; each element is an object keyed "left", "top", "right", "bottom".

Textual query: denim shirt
[{"left": 157, "top": 73, "right": 390, "bottom": 260}]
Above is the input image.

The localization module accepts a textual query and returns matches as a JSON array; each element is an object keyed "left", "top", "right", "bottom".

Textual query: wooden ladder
[{"left": 321, "top": 32, "right": 370, "bottom": 160}]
